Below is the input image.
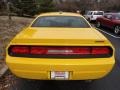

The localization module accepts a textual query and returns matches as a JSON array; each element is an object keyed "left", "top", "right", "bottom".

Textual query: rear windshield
[
  {"left": 94, "top": 12, "right": 104, "bottom": 15},
  {"left": 31, "top": 16, "right": 90, "bottom": 28},
  {"left": 87, "top": 12, "right": 93, "bottom": 15}
]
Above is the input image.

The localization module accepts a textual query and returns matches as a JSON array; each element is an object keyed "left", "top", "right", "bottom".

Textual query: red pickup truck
[{"left": 96, "top": 13, "right": 120, "bottom": 34}]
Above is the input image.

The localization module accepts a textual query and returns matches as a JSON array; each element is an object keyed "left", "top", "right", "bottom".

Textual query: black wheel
[
  {"left": 88, "top": 18, "right": 91, "bottom": 22},
  {"left": 114, "top": 25, "right": 120, "bottom": 34},
  {"left": 96, "top": 21, "right": 101, "bottom": 28}
]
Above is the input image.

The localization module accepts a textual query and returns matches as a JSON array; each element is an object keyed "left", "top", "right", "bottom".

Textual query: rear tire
[
  {"left": 114, "top": 25, "right": 120, "bottom": 35},
  {"left": 88, "top": 18, "right": 91, "bottom": 22}
]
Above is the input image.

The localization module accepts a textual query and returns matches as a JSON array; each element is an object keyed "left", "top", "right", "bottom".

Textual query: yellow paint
[{"left": 6, "top": 12, "right": 115, "bottom": 80}]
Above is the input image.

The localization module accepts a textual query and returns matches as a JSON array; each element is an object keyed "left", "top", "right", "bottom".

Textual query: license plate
[{"left": 51, "top": 71, "right": 69, "bottom": 80}]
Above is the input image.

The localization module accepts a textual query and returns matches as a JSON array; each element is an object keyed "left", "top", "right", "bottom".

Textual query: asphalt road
[{"left": 8, "top": 26, "right": 120, "bottom": 90}]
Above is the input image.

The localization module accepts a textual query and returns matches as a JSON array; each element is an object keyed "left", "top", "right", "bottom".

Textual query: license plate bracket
[{"left": 51, "top": 71, "right": 69, "bottom": 80}]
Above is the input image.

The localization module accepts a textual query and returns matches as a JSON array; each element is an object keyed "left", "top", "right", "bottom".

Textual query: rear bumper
[
  {"left": 6, "top": 56, "right": 115, "bottom": 80},
  {"left": 91, "top": 16, "right": 102, "bottom": 21}
]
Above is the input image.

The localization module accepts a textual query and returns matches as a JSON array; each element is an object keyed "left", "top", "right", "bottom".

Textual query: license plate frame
[{"left": 50, "top": 71, "right": 69, "bottom": 80}]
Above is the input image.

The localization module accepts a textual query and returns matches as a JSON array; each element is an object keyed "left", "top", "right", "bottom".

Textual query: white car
[{"left": 84, "top": 11, "right": 104, "bottom": 22}]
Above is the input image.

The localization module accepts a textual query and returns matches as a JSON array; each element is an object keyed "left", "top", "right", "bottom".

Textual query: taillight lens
[
  {"left": 11, "top": 46, "right": 29, "bottom": 54},
  {"left": 92, "top": 47, "right": 110, "bottom": 55},
  {"left": 8, "top": 45, "right": 113, "bottom": 58},
  {"left": 31, "top": 47, "right": 47, "bottom": 54}
]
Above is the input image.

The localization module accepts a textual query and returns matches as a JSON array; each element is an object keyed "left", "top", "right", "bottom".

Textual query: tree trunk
[{"left": 7, "top": 2, "right": 12, "bottom": 20}]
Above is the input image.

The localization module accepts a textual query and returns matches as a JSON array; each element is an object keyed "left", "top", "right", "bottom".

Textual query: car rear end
[
  {"left": 91, "top": 11, "right": 104, "bottom": 21},
  {"left": 6, "top": 12, "right": 115, "bottom": 80},
  {"left": 6, "top": 45, "right": 114, "bottom": 80}
]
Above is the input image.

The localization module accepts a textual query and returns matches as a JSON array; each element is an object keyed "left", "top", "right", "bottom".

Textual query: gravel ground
[
  {"left": 0, "top": 16, "right": 33, "bottom": 90},
  {"left": 0, "top": 71, "right": 20, "bottom": 90},
  {"left": 0, "top": 16, "right": 33, "bottom": 60}
]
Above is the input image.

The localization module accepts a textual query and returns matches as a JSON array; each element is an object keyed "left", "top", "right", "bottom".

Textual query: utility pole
[
  {"left": 97, "top": 0, "right": 101, "bottom": 3},
  {"left": 96, "top": 0, "right": 101, "bottom": 10},
  {"left": 7, "top": 1, "right": 12, "bottom": 20}
]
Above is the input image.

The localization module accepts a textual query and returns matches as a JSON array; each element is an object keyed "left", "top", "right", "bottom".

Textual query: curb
[{"left": 0, "top": 63, "right": 8, "bottom": 77}]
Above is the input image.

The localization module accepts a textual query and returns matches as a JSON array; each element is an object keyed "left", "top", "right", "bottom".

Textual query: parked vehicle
[
  {"left": 6, "top": 12, "right": 115, "bottom": 80},
  {"left": 96, "top": 13, "right": 120, "bottom": 34},
  {"left": 84, "top": 11, "right": 104, "bottom": 22}
]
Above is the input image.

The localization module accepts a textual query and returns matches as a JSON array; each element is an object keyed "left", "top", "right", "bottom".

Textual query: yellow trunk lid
[{"left": 11, "top": 27, "right": 109, "bottom": 45}]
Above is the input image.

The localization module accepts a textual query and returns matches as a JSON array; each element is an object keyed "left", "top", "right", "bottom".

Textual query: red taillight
[
  {"left": 30, "top": 47, "right": 91, "bottom": 55},
  {"left": 31, "top": 47, "right": 47, "bottom": 54},
  {"left": 92, "top": 47, "right": 110, "bottom": 55},
  {"left": 8, "top": 46, "right": 112, "bottom": 58},
  {"left": 11, "top": 46, "right": 29, "bottom": 54}
]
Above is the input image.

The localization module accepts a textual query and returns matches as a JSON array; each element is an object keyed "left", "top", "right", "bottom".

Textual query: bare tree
[{"left": 53, "top": 0, "right": 120, "bottom": 12}]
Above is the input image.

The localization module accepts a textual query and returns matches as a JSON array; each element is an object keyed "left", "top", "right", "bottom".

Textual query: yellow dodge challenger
[{"left": 6, "top": 12, "right": 115, "bottom": 80}]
